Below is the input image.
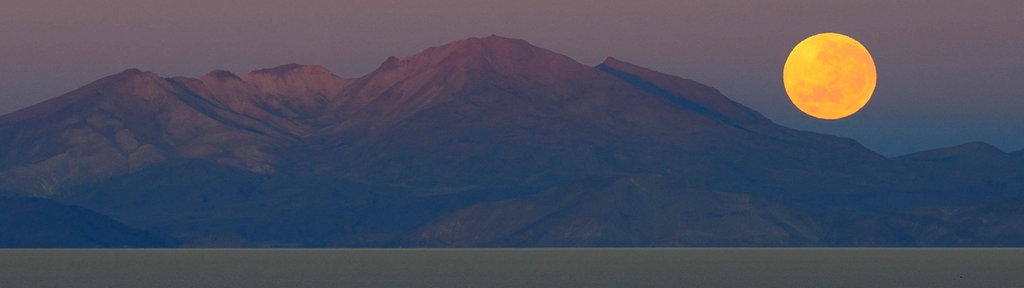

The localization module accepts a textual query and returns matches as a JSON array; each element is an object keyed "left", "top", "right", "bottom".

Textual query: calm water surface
[{"left": 1, "top": 248, "right": 1021, "bottom": 287}]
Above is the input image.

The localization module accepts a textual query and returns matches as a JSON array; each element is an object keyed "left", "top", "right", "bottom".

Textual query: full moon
[{"left": 783, "top": 32, "right": 876, "bottom": 120}]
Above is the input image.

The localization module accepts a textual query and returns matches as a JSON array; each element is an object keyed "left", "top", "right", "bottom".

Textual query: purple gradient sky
[{"left": 1, "top": 0, "right": 1021, "bottom": 156}]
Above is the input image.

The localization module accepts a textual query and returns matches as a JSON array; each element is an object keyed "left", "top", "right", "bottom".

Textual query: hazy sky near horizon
[{"left": 1, "top": 0, "right": 1021, "bottom": 156}]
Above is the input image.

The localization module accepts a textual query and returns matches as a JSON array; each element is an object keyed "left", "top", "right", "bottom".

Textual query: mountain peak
[
  {"left": 929, "top": 141, "right": 1004, "bottom": 155},
  {"left": 0, "top": 68, "right": 172, "bottom": 124},
  {"left": 446, "top": 35, "right": 534, "bottom": 52},
  {"left": 240, "top": 64, "right": 347, "bottom": 89},
  {"left": 235, "top": 64, "right": 350, "bottom": 119},
  {"left": 600, "top": 57, "right": 632, "bottom": 69},
  {"left": 450, "top": 35, "right": 563, "bottom": 62},
  {"left": 901, "top": 141, "right": 1008, "bottom": 162},
  {"left": 955, "top": 141, "right": 1004, "bottom": 153},
  {"left": 250, "top": 64, "right": 334, "bottom": 77},
  {"left": 337, "top": 35, "right": 594, "bottom": 122},
  {"left": 202, "top": 69, "right": 240, "bottom": 81},
  {"left": 106, "top": 68, "right": 162, "bottom": 83},
  {"left": 119, "top": 68, "right": 144, "bottom": 75},
  {"left": 381, "top": 35, "right": 583, "bottom": 75}
]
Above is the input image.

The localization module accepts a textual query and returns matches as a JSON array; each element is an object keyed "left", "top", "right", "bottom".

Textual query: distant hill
[{"left": 1, "top": 36, "right": 1022, "bottom": 247}]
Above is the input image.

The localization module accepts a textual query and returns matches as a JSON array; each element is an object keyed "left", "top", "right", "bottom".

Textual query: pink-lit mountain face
[
  {"left": 0, "top": 69, "right": 284, "bottom": 195},
  {"left": 0, "top": 36, "right": 1021, "bottom": 247}
]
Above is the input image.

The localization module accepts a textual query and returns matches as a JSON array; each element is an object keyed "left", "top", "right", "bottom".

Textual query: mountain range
[{"left": 1, "top": 35, "right": 1022, "bottom": 247}]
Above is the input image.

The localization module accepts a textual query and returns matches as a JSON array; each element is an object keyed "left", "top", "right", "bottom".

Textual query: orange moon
[{"left": 783, "top": 32, "right": 876, "bottom": 120}]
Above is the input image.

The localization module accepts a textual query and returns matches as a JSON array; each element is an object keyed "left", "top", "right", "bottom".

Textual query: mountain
[{"left": 1, "top": 35, "right": 1022, "bottom": 247}]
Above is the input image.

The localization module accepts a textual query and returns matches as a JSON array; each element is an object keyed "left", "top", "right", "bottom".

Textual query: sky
[{"left": 1, "top": 0, "right": 1021, "bottom": 156}]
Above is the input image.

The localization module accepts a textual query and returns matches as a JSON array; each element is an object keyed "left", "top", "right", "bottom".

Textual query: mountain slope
[
  {"left": 177, "top": 64, "right": 351, "bottom": 137},
  {"left": 0, "top": 69, "right": 296, "bottom": 196},
  {"left": 415, "top": 175, "right": 822, "bottom": 247},
  {"left": 890, "top": 142, "right": 1024, "bottom": 206}
]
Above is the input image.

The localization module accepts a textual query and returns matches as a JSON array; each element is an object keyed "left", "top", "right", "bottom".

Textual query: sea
[{"left": 1, "top": 248, "right": 1021, "bottom": 287}]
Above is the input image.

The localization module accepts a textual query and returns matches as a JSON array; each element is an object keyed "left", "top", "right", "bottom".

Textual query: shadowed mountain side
[
  {"left": 906, "top": 200, "right": 1024, "bottom": 246},
  {"left": 414, "top": 175, "right": 821, "bottom": 247},
  {"left": 0, "top": 196, "right": 176, "bottom": 247},
  {"left": 901, "top": 141, "right": 1016, "bottom": 165},
  {"left": 414, "top": 173, "right": 1024, "bottom": 247},
  {"left": 59, "top": 159, "right": 506, "bottom": 247},
  {"left": 597, "top": 57, "right": 770, "bottom": 128},
  {"left": 880, "top": 142, "right": 1024, "bottom": 208}
]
